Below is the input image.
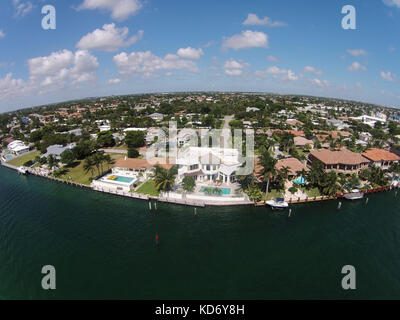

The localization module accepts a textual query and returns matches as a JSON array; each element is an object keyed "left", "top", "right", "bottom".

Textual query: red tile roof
[
  {"left": 362, "top": 148, "right": 400, "bottom": 162},
  {"left": 310, "top": 148, "right": 369, "bottom": 166}
]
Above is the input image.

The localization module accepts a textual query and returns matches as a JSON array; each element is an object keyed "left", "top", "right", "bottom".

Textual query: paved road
[
  {"left": 223, "top": 115, "right": 234, "bottom": 130},
  {"left": 100, "top": 148, "right": 128, "bottom": 154}
]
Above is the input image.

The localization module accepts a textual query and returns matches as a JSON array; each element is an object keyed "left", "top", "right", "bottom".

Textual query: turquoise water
[
  {"left": 6, "top": 155, "right": 13, "bottom": 160},
  {"left": 113, "top": 176, "right": 134, "bottom": 183},
  {"left": 1, "top": 165, "right": 400, "bottom": 299},
  {"left": 200, "top": 186, "right": 231, "bottom": 195}
]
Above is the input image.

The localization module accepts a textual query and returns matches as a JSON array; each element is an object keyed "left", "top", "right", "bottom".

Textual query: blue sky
[{"left": 0, "top": 0, "right": 400, "bottom": 112}]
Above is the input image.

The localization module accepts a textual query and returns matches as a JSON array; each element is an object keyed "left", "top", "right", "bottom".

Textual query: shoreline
[
  {"left": 2, "top": 161, "right": 398, "bottom": 209},
  {"left": 0, "top": 162, "right": 254, "bottom": 208}
]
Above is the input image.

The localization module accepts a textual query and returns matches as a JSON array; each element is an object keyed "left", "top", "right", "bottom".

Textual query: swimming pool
[
  {"left": 108, "top": 176, "right": 134, "bottom": 183},
  {"left": 200, "top": 187, "right": 231, "bottom": 195},
  {"left": 6, "top": 155, "right": 13, "bottom": 160}
]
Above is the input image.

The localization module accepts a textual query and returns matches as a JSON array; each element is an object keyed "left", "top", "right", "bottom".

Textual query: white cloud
[
  {"left": 77, "top": 24, "right": 143, "bottom": 52},
  {"left": 12, "top": 0, "right": 33, "bottom": 18},
  {"left": 304, "top": 65, "right": 323, "bottom": 75},
  {"left": 347, "top": 49, "right": 367, "bottom": 56},
  {"left": 223, "top": 58, "right": 249, "bottom": 76},
  {"left": 0, "top": 30, "right": 5, "bottom": 39},
  {"left": 382, "top": 0, "right": 400, "bottom": 8},
  {"left": 77, "top": 0, "right": 142, "bottom": 21},
  {"left": 309, "top": 78, "right": 330, "bottom": 88},
  {"left": 28, "top": 49, "right": 99, "bottom": 87},
  {"left": 347, "top": 61, "right": 367, "bottom": 72},
  {"left": 267, "top": 55, "right": 278, "bottom": 62},
  {"left": 243, "top": 13, "right": 287, "bottom": 27},
  {"left": 255, "top": 66, "right": 298, "bottom": 81},
  {"left": 381, "top": 70, "right": 398, "bottom": 82},
  {"left": 0, "top": 73, "right": 27, "bottom": 101},
  {"left": 113, "top": 50, "right": 199, "bottom": 78},
  {"left": 108, "top": 78, "right": 121, "bottom": 84},
  {"left": 222, "top": 30, "right": 268, "bottom": 50},
  {"left": 177, "top": 47, "right": 204, "bottom": 60}
]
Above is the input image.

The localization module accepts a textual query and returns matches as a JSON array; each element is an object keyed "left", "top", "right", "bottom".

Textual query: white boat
[
  {"left": 266, "top": 197, "right": 289, "bottom": 209},
  {"left": 17, "top": 166, "right": 28, "bottom": 175},
  {"left": 344, "top": 189, "right": 364, "bottom": 200}
]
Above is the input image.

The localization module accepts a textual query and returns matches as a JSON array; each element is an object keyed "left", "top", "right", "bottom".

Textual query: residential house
[
  {"left": 362, "top": 148, "right": 400, "bottom": 170},
  {"left": 7, "top": 140, "right": 30, "bottom": 156},
  {"left": 176, "top": 147, "right": 242, "bottom": 185},
  {"left": 308, "top": 148, "right": 370, "bottom": 174},
  {"left": 41, "top": 144, "right": 75, "bottom": 160},
  {"left": 275, "top": 157, "right": 309, "bottom": 178}
]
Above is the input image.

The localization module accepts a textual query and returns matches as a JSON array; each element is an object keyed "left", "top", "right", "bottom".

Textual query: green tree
[
  {"left": 125, "top": 131, "right": 145, "bottom": 148},
  {"left": 259, "top": 149, "right": 277, "bottom": 201},
  {"left": 182, "top": 176, "right": 196, "bottom": 192},
  {"left": 153, "top": 165, "right": 177, "bottom": 192},
  {"left": 60, "top": 149, "right": 75, "bottom": 167},
  {"left": 97, "top": 131, "right": 115, "bottom": 148},
  {"left": 128, "top": 147, "right": 139, "bottom": 158}
]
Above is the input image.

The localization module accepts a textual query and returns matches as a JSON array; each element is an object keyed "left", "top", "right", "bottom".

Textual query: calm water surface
[{"left": 1, "top": 165, "right": 400, "bottom": 299}]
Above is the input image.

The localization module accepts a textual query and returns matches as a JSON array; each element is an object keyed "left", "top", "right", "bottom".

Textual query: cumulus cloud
[
  {"left": 309, "top": 78, "right": 330, "bottom": 88},
  {"left": 28, "top": 49, "right": 99, "bottom": 87},
  {"left": 255, "top": 66, "right": 298, "bottom": 81},
  {"left": 77, "top": 0, "right": 142, "bottom": 21},
  {"left": 243, "top": 13, "right": 287, "bottom": 27},
  {"left": 381, "top": 70, "right": 398, "bottom": 82},
  {"left": 108, "top": 78, "right": 121, "bottom": 84},
  {"left": 223, "top": 59, "right": 249, "bottom": 76},
  {"left": 77, "top": 24, "right": 143, "bottom": 52},
  {"left": 0, "top": 73, "right": 27, "bottom": 101},
  {"left": 222, "top": 30, "right": 268, "bottom": 50},
  {"left": 13, "top": 0, "right": 33, "bottom": 18},
  {"left": 347, "top": 49, "right": 367, "bottom": 56},
  {"left": 347, "top": 61, "right": 367, "bottom": 72},
  {"left": 267, "top": 55, "right": 278, "bottom": 62},
  {"left": 176, "top": 47, "right": 204, "bottom": 60},
  {"left": 304, "top": 65, "right": 323, "bottom": 75},
  {"left": 113, "top": 50, "right": 199, "bottom": 78},
  {"left": 382, "top": 0, "right": 400, "bottom": 8}
]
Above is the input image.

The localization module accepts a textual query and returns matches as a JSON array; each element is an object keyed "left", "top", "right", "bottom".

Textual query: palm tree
[
  {"left": 83, "top": 156, "right": 95, "bottom": 177},
  {"left": 153, "top": 165, "right": 177, "bottom": 192},
  {"left": 321, "top": 171, "right": 339, "bottom": 196},
  {"left": 259, "top": 148, "right": 277, "bottom": 201}
]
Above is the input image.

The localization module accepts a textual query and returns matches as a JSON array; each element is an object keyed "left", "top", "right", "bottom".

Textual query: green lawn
[
  {"left": 57, "top": 154, "right": 123, "bottom": 185},
  {"left": 7, "top": 150, "right": 41, "bottom": 167},
  {"left": 300, "top": 187, "right": 321, "bottom": 198},
  {"left": 136, "top": 180, "right": 159, "bottom": 196},
  {"left": 266, "top": 189, "right": 284, "bottom": 200}
]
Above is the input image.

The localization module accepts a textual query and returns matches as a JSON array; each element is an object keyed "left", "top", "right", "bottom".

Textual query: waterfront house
[
  {"left": 275, "top": 157, "right": 309, "bottom": 178},
  {"left": 7, "top": 140, "right": 30, "bottom": 156},
  {"left": 362, "top": 148, "right": 400, "bottom": 170},
  {"left": 41, "top": 144, "right": 75, "bottom": 160},
  {"left": 176, "top": 147, "right": 242, "bottom": 185},
  {"left": 308, "top": 148, "right": 370, "bottom": 174}
]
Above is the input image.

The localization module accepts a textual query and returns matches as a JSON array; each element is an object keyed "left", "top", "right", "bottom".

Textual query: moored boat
[
  {"left": 344, "top": 189, "right": 364, "bottom": 200},
  {"left": 266, "top": 197, "right": 289, "bottom": 209},
  {"left": 17, "top": 166, "right": 28, "bottom": 175}
]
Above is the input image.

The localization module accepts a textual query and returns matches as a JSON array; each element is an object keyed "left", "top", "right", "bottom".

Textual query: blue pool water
[
  {"left": 6, "top": 155, "right": 13, "bottom": 160},
  {"left": 114, "top": 176, "right": 134, "bottom": 183},
  {"left": 200, "top": 187, "right": 231, "bottom": 195}
]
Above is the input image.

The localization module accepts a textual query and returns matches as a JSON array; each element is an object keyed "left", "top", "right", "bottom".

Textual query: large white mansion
[{"left": 176, "top": 147, "right": 242, "bottom": 185}]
